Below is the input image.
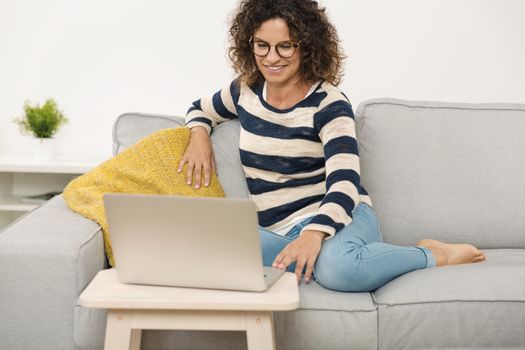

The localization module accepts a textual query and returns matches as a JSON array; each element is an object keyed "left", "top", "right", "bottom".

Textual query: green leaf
[{"left": 13, "top": 98, "right": 69, "bottom": 138}]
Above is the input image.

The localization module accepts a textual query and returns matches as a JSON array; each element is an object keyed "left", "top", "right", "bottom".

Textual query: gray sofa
[{"left": 1, "top": 98, "right": 525, "bottom": 350}]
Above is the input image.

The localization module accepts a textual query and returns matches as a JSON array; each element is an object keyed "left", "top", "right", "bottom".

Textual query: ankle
[{"left": 417, "top": 241, "right": 447, "bottom": 266}]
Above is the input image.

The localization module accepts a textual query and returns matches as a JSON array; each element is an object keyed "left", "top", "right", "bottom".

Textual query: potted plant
[{"left": 13, "top": 98, "right": 69, "bottom": 161}]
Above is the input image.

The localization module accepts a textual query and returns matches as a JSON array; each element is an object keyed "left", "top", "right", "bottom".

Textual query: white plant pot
[{"left": 32, "top": 138, "right": 54, "bottom": 161}]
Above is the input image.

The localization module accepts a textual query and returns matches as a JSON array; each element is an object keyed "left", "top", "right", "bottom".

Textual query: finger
[
  {"left": 279, "top": 255, "right": 294, "bottom": 270},
  {"left": 203, "top": 164, "right": 211, "bottom": 187},
  {"left": 272, "top": 252, "right": 284, "bottom": 268},
  {"left": 193, "top": 165, "right": 202, "bottom": 189},
  {"left": 304, "top": 260, "right": 315, "bottom": 283},
  {"left": 178, "top": 155, "right": 188, "bottom": 173},
  {"left": 186, "top": 161, "right": 194, "bottom": 185},
  {"left": 295, "top": 258, "right": 307, "bottom": 283},
  {"left": 211, "top": 154, "right": 217, "bottom": 174}
]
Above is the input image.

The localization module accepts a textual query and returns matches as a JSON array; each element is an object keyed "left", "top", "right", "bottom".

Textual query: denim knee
[{"left": 315, "top": 245, "right": 378, "bottom": 292}]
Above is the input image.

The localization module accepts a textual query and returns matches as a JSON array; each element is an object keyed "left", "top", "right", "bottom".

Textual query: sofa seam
[
  {"left": 74, "top": 225, "right": 104, "bottom": 299},
  {"left": 376, "top": 302, "right": 380, "bottom": 350},
  {"left": 357, "top": 98, "right": 525, "bottom": 112},
  {"left": 73, "top": 224, "right": 104, "bottom": 348},
  {"left": 372, "top": 298, "right": 525, "bottom": 307}
]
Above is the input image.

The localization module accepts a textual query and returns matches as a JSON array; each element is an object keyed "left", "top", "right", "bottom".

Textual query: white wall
[{"left": 1, "top": 0, "right": 524, "bottom": 160}]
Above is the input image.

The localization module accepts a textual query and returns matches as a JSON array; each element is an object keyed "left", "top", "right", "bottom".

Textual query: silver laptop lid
[{"left": 103, "top": 193, "right": 271, "bottom": 291}]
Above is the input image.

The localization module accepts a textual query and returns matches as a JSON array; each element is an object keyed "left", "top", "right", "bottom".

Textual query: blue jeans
[{"left": 259, "top": 202, "right": 436, "bottom": 292}]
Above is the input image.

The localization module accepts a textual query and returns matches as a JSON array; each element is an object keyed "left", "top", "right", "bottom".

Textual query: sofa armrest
[{"left": 0, "top": 195, "right": 106, "bottom": 350}]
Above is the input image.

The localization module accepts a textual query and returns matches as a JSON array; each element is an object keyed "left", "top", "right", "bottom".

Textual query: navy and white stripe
[{"left": 185, "top": 79, "right": 373, "bottom": 237}]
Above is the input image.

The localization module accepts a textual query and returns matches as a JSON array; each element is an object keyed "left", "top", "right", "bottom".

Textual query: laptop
[{"left": 103, "top": 193, "right": 286, "bottom": 292}]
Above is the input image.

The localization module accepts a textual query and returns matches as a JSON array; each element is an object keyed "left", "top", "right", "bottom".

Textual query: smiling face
[{"left": 252, "top": 18, "right": 302, "bottom": 87}]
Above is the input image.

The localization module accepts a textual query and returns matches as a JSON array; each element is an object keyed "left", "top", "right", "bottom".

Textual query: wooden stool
[{"left": 79, "top": 269, "right": 299, "bottom": 350}]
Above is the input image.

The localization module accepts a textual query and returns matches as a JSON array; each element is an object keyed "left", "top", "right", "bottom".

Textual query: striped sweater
[{"left": 185, "top": 79, "right": 373, "bottom": 238}]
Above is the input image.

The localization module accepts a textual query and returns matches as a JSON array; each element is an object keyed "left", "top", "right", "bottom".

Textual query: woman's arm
[
  {"left": 184, "top": 79, "right": 240, "bottom": 134},
  {"left": 179, "top": 80, "right": 240, "bottom": 188}
]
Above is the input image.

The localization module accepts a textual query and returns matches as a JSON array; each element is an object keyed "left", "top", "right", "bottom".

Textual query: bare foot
[{"left": 416, "top": 238, "right": 486, "bottom": 266}]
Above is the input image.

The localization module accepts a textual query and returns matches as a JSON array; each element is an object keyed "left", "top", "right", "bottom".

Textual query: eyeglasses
[{"left": 250, "top": 37, "right": 301, "bottom": 58}]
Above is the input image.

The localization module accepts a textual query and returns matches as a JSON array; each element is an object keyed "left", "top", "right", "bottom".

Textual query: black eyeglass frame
[{"left": 249, "top": 37, "right": 301, "bottom": 58}]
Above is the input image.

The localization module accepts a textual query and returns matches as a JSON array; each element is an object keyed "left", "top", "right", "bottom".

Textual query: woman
[{"left": 178, "top": 0, "right": 485, "bottom": 292}]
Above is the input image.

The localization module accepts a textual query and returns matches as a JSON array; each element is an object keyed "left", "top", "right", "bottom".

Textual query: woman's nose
[{"left": 265, "top": 46, "right": 281, "bottom": 63}]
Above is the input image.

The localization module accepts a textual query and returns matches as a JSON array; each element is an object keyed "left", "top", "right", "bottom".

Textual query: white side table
[{"left": 79, "top": 269, "right": 299, "bottom": 350}]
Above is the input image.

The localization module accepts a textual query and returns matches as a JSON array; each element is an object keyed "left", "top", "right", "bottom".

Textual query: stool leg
[
  {"left": 245, "top": 312, "right": 275, "bottom": 350},
  {"left": 104, "top": 310, "right": 133, "bottom": 350}
]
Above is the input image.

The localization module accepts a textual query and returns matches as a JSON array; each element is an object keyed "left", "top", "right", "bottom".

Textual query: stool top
[{"left": 79, "top": 268, "right": 299, "bottom": 311}]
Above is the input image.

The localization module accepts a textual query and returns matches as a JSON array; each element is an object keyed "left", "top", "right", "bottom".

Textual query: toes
[
  {"left": 473, "top": 255, "right": 486, "bottom": 262},
  {"left": 467, "top": 245, "right": 485, "bottom": 257}
]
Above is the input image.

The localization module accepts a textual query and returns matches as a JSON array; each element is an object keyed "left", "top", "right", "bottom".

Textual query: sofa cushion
[
  {"left": 373, "top": 249, "right": 525, "bottom": 349},
  {"left": 112, "top": 113, "right": 184, "bottom": 154},
  {"left": 355, "top": 98, "right": 525, "bottom": 248},
  {"left": 112, "top": 113, "right": 249, "bottom": 198},
  {"left": 273, "top": 281, "right": 377, "bottom": 350}
]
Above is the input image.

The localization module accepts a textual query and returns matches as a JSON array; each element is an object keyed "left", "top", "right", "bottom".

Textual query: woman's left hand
[{"left": 272, "top": 230, "right": 327, "bottom": 284}]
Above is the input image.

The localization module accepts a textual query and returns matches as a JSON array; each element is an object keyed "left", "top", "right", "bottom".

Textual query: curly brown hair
[{"left": 228, "top": 0, "right": 345, "bottom": 87}]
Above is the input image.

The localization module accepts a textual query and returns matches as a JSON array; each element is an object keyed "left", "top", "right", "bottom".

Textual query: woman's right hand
[{"left": 178, "top": 126, "right": 217, "bottom": 189}]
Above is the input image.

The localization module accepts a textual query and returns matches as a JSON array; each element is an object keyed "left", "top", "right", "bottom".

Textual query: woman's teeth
[{"left": 267, "top": 66, "right": 284, "bottom": 71}]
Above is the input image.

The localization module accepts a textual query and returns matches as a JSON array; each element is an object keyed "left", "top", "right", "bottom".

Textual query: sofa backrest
[
  {"left": 113, "top": 99, "right": 525, "bottom": 249},
  {"left": 355, "top": 98, "right": 525, "bottom": 248},
  {"left": 112, "top": 113, "right": 249, "bottom": 198}
]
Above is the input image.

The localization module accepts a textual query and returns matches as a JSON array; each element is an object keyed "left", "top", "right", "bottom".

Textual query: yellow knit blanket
[{"left": 63, "top": 127, "right": 225, "bottom": 267}]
